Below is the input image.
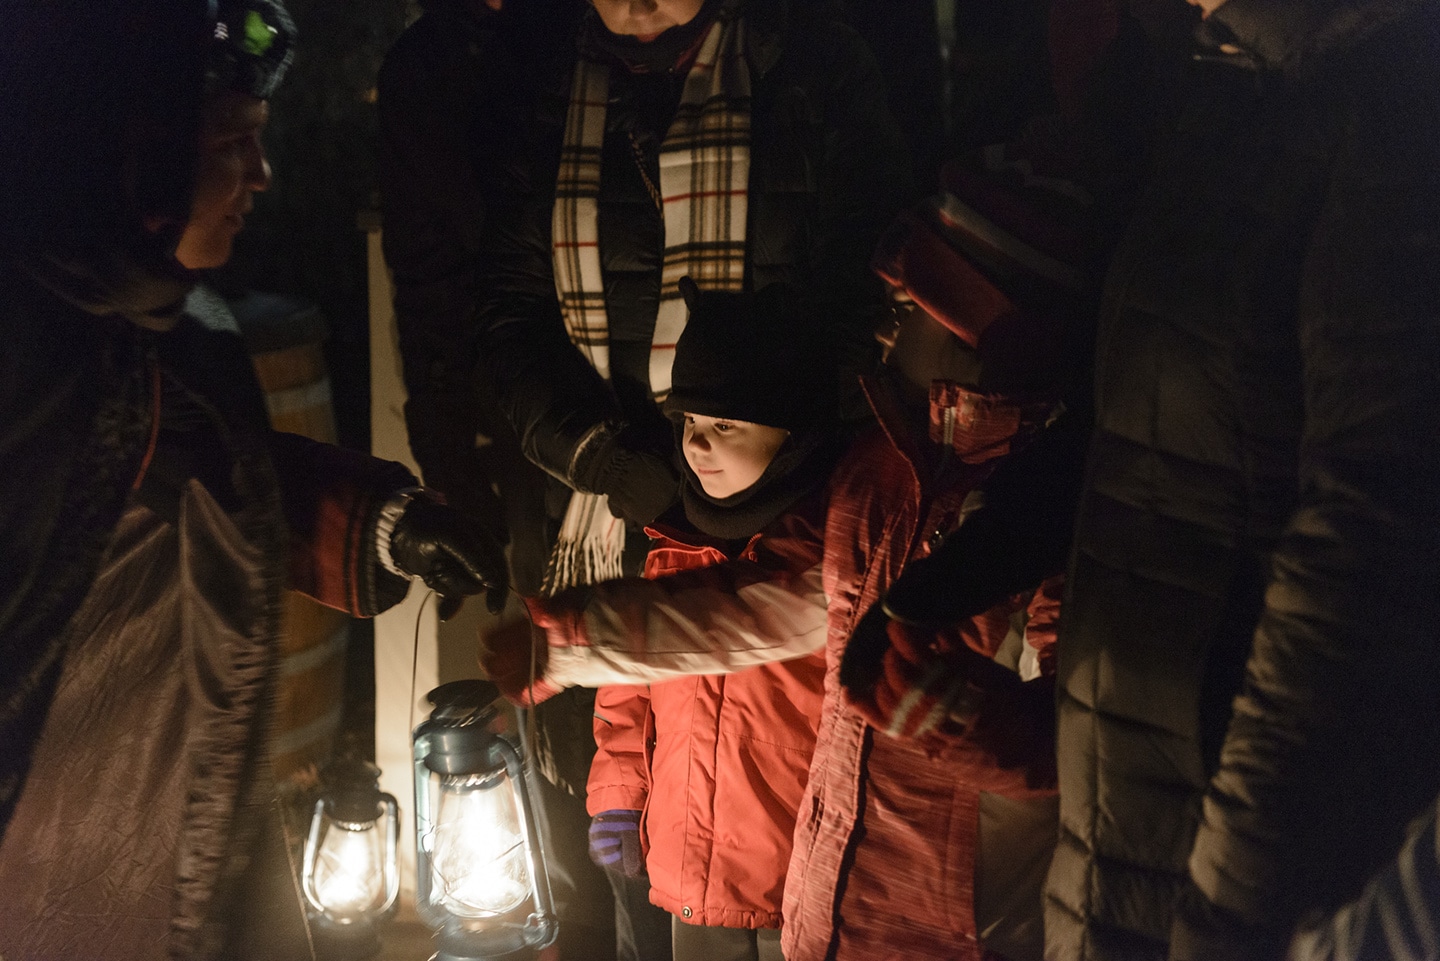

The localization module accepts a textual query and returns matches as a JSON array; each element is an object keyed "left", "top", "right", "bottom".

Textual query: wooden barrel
[
  {"left": 236, "top": 292, "right": 352, "bottom": 783},
  {"left": 269, "top": 593, "right": 350, "bottom": 781}
]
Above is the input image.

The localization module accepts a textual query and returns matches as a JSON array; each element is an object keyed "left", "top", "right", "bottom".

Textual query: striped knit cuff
[
  {"left": 886, "top": 661, "right": 987, "bottom": 740},
  {"left": 510, "top": 676, "right": 565, "bottom": 708},
  {"left": 844, "top": 649, "right": 988, "bottom": 741},
  {"left": 374, "top": 486, "right": 436, "bottom": 578}
]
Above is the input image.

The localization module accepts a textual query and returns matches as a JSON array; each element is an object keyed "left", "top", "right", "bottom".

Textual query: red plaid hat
[{"left": 871, "top": 165, "right": 1088, "bottom": 348}]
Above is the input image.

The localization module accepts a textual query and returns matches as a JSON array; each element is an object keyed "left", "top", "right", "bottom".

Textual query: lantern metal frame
[
  {"left": 413, "top": 679, "right": 557, "bottom": 961},
  {"left": 300, "top": 755, "right": 401, "bottom": 960}
]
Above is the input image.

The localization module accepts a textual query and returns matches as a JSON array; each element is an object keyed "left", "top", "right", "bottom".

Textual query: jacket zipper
[{"left": 926, "top": 400, "right": 959, "bottom": 552}]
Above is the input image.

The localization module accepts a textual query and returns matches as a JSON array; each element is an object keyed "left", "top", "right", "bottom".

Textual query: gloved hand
[
  {"left": 602, "top": 446, "right": 681, "bottom": 525},
  {"left": 967, "top": 675, "right": 1058, "bottom": 789},
  {"left": 477, "top": 616, "right": 552, "bottom": 705},
  {"left": 836, "top": 602, "right": 895, "bottom": 699},
  {"left": 389, "top": 498, "right": 509, "bottom": 618},
  {"left": 882, "top": 406, "right": 1090, "bottom": 628},
  {"left": 588, "top": 809, "right": 645, "bottom": 878},
  {"left": 841, "top": 603, "right": 1019, "bottom": 740},
  {"left": 403, "top": 389, "right": 510, "bottom": 550},
  {"left": 573, "top": 424, "right": 680, "bottom": 526}
]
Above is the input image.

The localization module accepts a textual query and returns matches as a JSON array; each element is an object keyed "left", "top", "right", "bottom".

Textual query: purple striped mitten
[{"left": 588, "top": 809, "right": 644, "bottom": 878}]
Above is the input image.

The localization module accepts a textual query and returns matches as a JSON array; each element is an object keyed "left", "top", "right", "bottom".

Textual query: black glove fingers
[
  {"left": 437, "top": 593, "right": 464, "bottom": 622},
  {"left": 391, "top": 498, "right": 509, "bottom": 604},
  {"left": 436, "top": 537, "right": 498, "bottom": 591},
  {"left": 838, "top": 603, "right": 894, "bottom": 693}
]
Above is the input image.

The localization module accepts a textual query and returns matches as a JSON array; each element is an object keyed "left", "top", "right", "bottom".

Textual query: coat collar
[
  {"left": 1207, "top": 0, "right": 1428, "bottom": 73},
  {"left": 19, "top": 236, "right": 194, "bottom": 332},
  {"left": 740, "top": 0, "right": 786, "bottom": 80}
]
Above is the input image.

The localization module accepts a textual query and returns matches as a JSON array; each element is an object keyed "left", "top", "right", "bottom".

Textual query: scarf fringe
[{"left": 540, "top": 492, "right": 627, "bottom": 596}]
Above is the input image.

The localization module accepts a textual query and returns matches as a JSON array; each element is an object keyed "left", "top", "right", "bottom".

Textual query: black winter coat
[
  {"left": 472, "top": 0, "right": 912, "bottom": 490},
  {"left": 377, "top": 0, "right": 582, "bottom": 594},
  {"left": 1046, "top": 2, "right": 1440, "bottom": 959}
]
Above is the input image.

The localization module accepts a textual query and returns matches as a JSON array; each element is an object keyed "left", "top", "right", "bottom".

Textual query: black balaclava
[
  {"left": 663, "top": 277, "right": 845, "bottom": 541},
  {"left": 1, "top": 0, "right": 295, "bottom": 329}
]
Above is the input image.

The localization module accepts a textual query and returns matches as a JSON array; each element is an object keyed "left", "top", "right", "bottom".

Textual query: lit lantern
[
  {"left": 413, "top": 680, "right": 558, "bottom": 960},
  {"left": 301, "top": 756, "right": 400, "bottom": 957}
]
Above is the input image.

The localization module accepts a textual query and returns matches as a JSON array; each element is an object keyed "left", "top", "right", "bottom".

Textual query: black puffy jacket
[
  {"left": 1046, "top": 2, "right": 1440, "bottom": 959},
  {"left": 472, "top": 0, "right": 911, "bottom": 491}
]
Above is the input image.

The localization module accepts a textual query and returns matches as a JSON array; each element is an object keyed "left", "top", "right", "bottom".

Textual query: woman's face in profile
[{"left": 590, "top": 0, "right": 706, "bottom": 41}]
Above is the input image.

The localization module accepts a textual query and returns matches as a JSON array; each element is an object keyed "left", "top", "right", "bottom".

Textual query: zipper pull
[{"left": 936, "top": 402, "right": 957, "bottom": 473}]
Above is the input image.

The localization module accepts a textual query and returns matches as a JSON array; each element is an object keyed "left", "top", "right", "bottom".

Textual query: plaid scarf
[{"left": 544, "top": 15, "right": 751, "bottom": 594}]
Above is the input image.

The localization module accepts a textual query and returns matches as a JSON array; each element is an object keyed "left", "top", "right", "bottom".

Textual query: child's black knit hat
[{"left": 662, "top": 277, "right": 833, "bottom": 433}]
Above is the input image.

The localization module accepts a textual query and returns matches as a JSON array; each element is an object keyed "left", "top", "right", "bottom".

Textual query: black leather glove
[
  {"left": 573, "top": 423, "right": 680, "bottom": 526},
  {"left": 389, "top": 498, "right": 509, "bottom": 617},
  {"left": 404, "top": 393, "right": 510, "bottom": 548}
]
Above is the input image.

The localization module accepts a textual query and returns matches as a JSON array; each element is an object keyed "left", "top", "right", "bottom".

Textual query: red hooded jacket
[{"left": 586, "top": 494, "right": 829, "bottom": 928}]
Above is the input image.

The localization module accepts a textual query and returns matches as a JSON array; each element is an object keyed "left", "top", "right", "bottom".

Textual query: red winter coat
[
  {"left": 528, "top": 495, "right": 828, "bottom": 925},
  {"left": 782, "top": 377, "right": 1060, "bottom": 961},
  {"left": 585, "top": 498, "right": 828, "bottom": 928}
]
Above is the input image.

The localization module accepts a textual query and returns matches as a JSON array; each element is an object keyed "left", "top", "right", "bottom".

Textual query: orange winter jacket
[{"left": 584, "top": 495, "right": 829, "bottom": 929}]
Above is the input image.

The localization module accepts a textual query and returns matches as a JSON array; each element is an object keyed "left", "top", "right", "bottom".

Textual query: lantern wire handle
[
  {"left": 408, "top": 589, "right": 436, "bottom": 740},
  {"left": 405, "top": 583, "right": 547, "bottom": 817},
  {"left": 279, "top": 794, "right": 321, "bottom": 961},
  {"left": 521, "top": 587, "right": 541, "bottom": 765},
  {"left": 408, "top": 586, "right": 544, "bottom": 770}
]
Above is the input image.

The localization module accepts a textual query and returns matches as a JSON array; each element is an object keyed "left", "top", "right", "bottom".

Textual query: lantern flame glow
[
  {"left": 310, "top": 820, "right": 388, "bottom": 915},
  {"left": 426, "top": 772, "right": 532, "bottom": 918}
]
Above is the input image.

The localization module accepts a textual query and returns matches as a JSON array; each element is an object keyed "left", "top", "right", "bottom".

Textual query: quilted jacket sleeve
[
  {"left": 1176, "top": 20, "right": 1440, "bottom": 959},
  {"left": 587, "top": 684, "right": 653, "bottom": 817},
  {"left": 376, "top": 5, "right": 515, "bottom": 511}
]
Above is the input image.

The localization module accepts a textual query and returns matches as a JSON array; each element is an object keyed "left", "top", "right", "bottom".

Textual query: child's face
[{"left": 682, "top": 414, "right": 790, "bottom": 499}]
